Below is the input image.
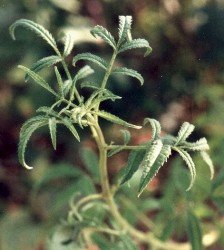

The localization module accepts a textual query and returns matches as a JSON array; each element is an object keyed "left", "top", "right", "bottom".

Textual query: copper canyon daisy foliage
[{"left": 10, "top": 16, "right": 214, "bottom": 249}]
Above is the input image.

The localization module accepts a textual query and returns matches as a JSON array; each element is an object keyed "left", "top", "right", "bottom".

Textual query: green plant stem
[
  {"left": 76, "top": 194, "right": 103, "bottom": 211},
  {"left": 101, "top": 50, "right": 117, "bottom": 89},
  {"left": 106, "top": 145, "right": 146, "bottom": 150}
]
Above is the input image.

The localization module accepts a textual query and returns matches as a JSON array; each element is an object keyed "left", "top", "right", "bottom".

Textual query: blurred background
[{"left": 1, "top": 0, "right": 224, "bottom": 249}]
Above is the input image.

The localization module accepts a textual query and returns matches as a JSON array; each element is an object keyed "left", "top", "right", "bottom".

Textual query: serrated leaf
[
  {"left": 73, "top": 53, "right": 108, "bottom": 70},
  {"left": 73, "top": 65, "right": 94, "bottom": 83},
  {"left": 121, "top": 149, "right": 146, "bottom": 184},
  {"left": 90, "top": 89, "right": 122, "bottom": 107},
  {"left": 175, "top": 122, "right": 195, "bottom": 144},
  {"left": 63, "top": 80, "right": 72, "bottom": 96},
  {"left": 80, "top": 81, "right": 100, "bottom": 90},
  {"left": 54, "top": 66, "right": 64, "bottom": 97},
  {"left": 143, "top": 118, "right": 161, "bottom": 140},
  {"left": 174, "top": 147, "right": 196, "bottom": 191},
  {"left": 63, "top": 33, "right": 75, "bottom": 57},
  {"left": 181, "top": 138, "right": 209, "bottom": 151},
  {"left": 18, "top": 65, "right": 58, "bottom": 97},
  {"left": 113, "top": 67, "right": 144, "bottom": 85},
  {"left": 61, "top": 117, "right": 80, "bottom": 141},
  {"left": 49, "top": 118, "right": 57, "bottom": 150},
  {"left": 138, "top": 144, "right": 171, "bottom": 196},
  {"left": 200, "top": 151, "right": 214, "bottom": 180},
  {"left": 18, "top": 116, "right": 48, "bottom": 169},
  {"left": 120, "top": 129, "right": 131, "bottom": 144},
  {"left": 138, "top": 139, "right": 164, "bottom": 195},
  {"left": 96, "top": 110, "right": 142, "bottom": 129},
  {"left": 118, "top": 16, "right": 132, "bottom": 47},
  {"left": 118, "top": 38, "right": 152, "bottom": 56},
  {"left": 25, "top": 56, "right": 62, "bottom": 81},
  {"left": 91, "top": 25, "right": 116, "bottom": 50},
  {"left": 186, "top": 211, "right": 202, "bottom": 250},
  {"left": 36, "top": 106, "right": 60, "bottom": 118},
  {"left": 10, "top": 19, "right": 58, "bottom": 52}
]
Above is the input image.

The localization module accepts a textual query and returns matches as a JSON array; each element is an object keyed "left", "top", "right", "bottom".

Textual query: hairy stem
[{"left": 101, "top": 50, "right": 117, "bottom": 89}]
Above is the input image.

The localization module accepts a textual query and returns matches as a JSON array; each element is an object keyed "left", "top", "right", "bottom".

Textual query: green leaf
[
  {"left": 80, "top": 81, "right": 100, "bottom": 90},
  {"left": 107, "top": 146, "right": 125, "bottom": 157},
  {"left": 117, "top": 16, "right": 133, "bottom": 47},
  {"left": 73, "top": 65, "right": 94, "bottom": 83},
  {"left": 121, "top": 129, "right": 131, "bottom": 144},
  {"left": 96, "top": 110, "right": 142, "bottom": 129},
  {"left": 138, "top": 144, "right": 171, "bottom": 196},
  {"left": 121, "top": 149, "right": 146, "bottom": 184},
  {"left": 90, "top": 89, "right": 122, "bottom": 107},
  {"left": 200, "top": 151, "right": 214, "bottom": 180},
  {"left": 143, "top": 118, "right": 161, "bottom": 140},
  {"left": 186, "top": 211, "right": 202, "bottom": 250},
  {"left": 90, "top": 25, "right": 116, "bottom": 50},
  {"left": 212, "top": 169, "right": 224, "bottom": 192},
  {"left": 61, "top": 117, "right": 80, "bottom": 141},
  {"left": 49, "top": 118, "right": 57, "bottom": 150},
  {"left": 73, "top": 53, "right": 108, "bottom": 70},
  {"left": 25, "top": 56, "right": 62, "bottom": 81},
  {"left": 18, "top": 116, "right": 48, "bottom": 169},
  {"left": 118, "top": 38, "right": 152, "bottom": 56},
  {"left": 80, "top": 148, "right": 99, "bottom": 182},
  {"left": 54, "top": 66, "right": 64, "bottom": 97},
  {"left": 63, "top": 33, "right": 75, "bottom": 57},
  {"left": 18, "top": 65, "right": 58, "bottom": 97},
  {"left": 175, "top": 122, "right": 195, "bottom": 144},
  {"left": 36, "top": 106, "right": 60, "bottom": 118},
  {"left": 173, "top": 147, "right": 196, "bottom": 191},
  {"left": 181, "top": 138, "right": 209, "bottom": 151},
  {"left": 112, "top": 67, "right": 144, "bottom": 85},
  {"left": 10, "top": 19, "right": 58, "bottom": 52}
]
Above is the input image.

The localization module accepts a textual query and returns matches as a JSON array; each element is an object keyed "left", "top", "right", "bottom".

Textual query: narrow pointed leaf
[
  {"left": 91, "top": 25, "right": 116, "bottom": 50},
  {"left": 200, "top": 151, "right": 214, "bottom": 180},
  {"left": 61, "top": 117, "right": 80, "bottom": 142},
  {"left": 138, "top": 139, "right": 163, "bottom": 195},
  {"left": 187, "top": 211, "right": 202, "bottom": 250},
  {"left": 80, "top": 81, "right": 100, "bottom": 90},
  {"left": 143, "top": 118, "right": 161, "bottom": 140},
  {"left": 18, "top": 116, "right": 48, "bottom": 169},
  {"left": 175, "top": 122, "right": 195, "bottom": 144},
  {"left": 74, "top": 65, "right": 94, "bottom": 83},
  {"left": 118, "top": 38, "right": 152, "bottom": 56},
  {"left": 138, "top": 145, "right": 171, "bottom": 195},
  {"left": 10, "top": 19, "right": 57, "bottom": 52},
  {"left": 174, "top": 147, "right": 196, "bottom": 191},
  {"left": 25, "top": 56, "right": 62, "bottom": 81},
  {"left": 36, "top": 106, "right": 60, "bottom": 118},
  {"left": 96, "top": 110, "right": 142, "bottom": 129},
  {"left": 63, "top": 33, "right": 75, "bottom": 57},
  {"left": 181, "top": 138, "right": 209, "bottom": 151},
  {"left": 113, "top": 67, "right": 144, "bottom": 85},
  {"left": 73, "top": 53, "right": 108, "bottom": 70},
  {"left": 18, "top": 65, "right": 58, "bottom": 97},
  {"left": 121, "top": 149, "right": 146, "bottom": 184},
  {"left": 54, "top": 66, "right": 64, "bottom": 97},
  {"left": 49, "top": 118, "right": 57, "bottom": 150},
  {"left": 118, "top": 16, "right": 132, "bottom": 47}
]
